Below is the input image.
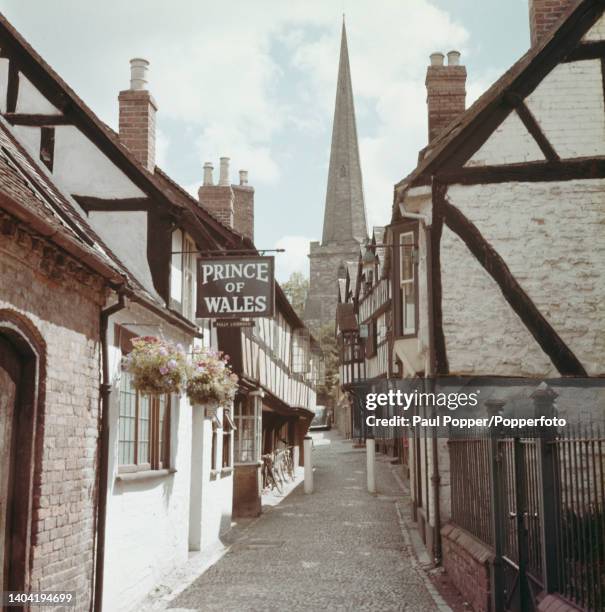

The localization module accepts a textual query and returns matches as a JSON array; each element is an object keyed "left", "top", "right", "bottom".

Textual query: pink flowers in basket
[
  {"left": 122, "top": 336, "right": 188, "bottom": 395},
  {"left": 186, "top": 347, "right": 239, "bottom": 406},
  {"left": 122, "top": 337, "right": 238, "bottom": 405}
]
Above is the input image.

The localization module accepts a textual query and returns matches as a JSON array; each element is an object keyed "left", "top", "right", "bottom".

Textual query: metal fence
[{"left": 448, "top": 406, "right": 604, "bottom": 611}]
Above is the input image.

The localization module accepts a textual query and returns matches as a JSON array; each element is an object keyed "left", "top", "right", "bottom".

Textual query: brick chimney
[
  {"left": 118, "top": 58, "right": 157, "bottom": 172},
  {"left": 425, "top": 50, "right": 467, "bottom": 143},
  {"left": 232, "top": 170, "right": 254, "bottom": 241},
  {"left": 197, "top": 160, "right": 255, "bottom": 240},
  {"left": 529, "top": 0, "right": 575, "bottom": 47},
  {"left": 198, "top": 158, "right": 234, "bottom": 228}
]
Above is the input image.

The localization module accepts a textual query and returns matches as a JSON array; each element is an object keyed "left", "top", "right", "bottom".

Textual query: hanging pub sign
[{"left": 196, "top": 256, "right": 275, "bottom": 319}]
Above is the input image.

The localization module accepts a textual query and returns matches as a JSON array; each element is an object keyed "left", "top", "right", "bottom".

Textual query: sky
[{"left": 2, "top": 1, "right": 530, "bottom": 281}]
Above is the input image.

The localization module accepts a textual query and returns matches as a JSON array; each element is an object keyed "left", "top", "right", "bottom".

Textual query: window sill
[
  {"left": 116, "top": 468, "right": 176, "bottom": 483},
  {"left": 221, "top": 467, "right": 234, "bottom": 477}
]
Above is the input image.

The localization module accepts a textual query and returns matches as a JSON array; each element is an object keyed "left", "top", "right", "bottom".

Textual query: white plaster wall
[
  {"left": 11, "top": 125, "right": 41, "bottom": 160},
  {"left": 583, "top": 13, "right": 605, "bottom": 41},
  {"left": 103, "top": 305, "right": 194, "bottom": 612},
  {"left": 15, "top": 74, "right": 59, "bottom": 114},
  {"left": 440, "top": 225, "right": 555, "bottom": 377},
  {"left": 466, "top": 110, "right": 545, "bottom": 167},
  {"left": 89, "top": 210, "right": 158, "bottom": 298},
  {"left": 446, "top": 180, "right": 605, "bottom": 376},
  {"left": 526, "top": 60, "right": 605, "bottom": 159},
  {"left": 189, "top": 406, "right": 234, "bottom": 552},
  {"left": 52, "top": 126, "right": 146, "bottom": 198}
]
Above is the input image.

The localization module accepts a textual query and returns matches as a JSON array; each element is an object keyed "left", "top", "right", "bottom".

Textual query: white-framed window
[
  {"left": 399, "top": 231, "right": 416, "bottom": 336},
  {"left": 170, "top": 230, "right": 197, "bottom": 320},
  {"left": 118, "top": 370, "right": 171, "bottom": 472},
  {"left": 222, "top": 409, "right": 235, "bottom": 468},
  {"left": 182, "top": 234, "right": 196, "bottom": 320}
]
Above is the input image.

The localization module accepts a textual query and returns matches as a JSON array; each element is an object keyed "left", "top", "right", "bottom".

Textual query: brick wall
[
  {"left": 426, "top": 64, "right": 466, "bottom": 143},
  {"left": 529, "top": 0, "right": 576, "bottom": 46},
  {"left": 198, "top": 185, "right": 234, "bottom": 228},
  {"left": 232, "top": 184, "right": 254, "bottom": 241},
  {"left": 441, "top": 524, "right": 493, "bottom": 612},
  {"left": 118, "top": 90, "right": 157, "bottom": 171},
  {"left": 0, "top": 219, "right": 105, "bottom": 607}
]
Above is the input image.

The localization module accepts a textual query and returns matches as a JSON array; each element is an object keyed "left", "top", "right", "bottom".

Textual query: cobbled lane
[{"left": 169, "top": 431, "right": 440, "bottom": 611}]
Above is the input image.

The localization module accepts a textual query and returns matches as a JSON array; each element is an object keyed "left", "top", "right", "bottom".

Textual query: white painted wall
[
  {"left": 467, "top": 110, "right": 545, "bottom": 166},
  {"left": 89, "top": 210, "right": 158, "bottom": 298},
  {"left": 583, "top": 14, "right": 605, "bottom": 41},
  {"left": 0, "top": 59, "right": 8, "bottom": 113},
  {"left": 526, "top": 60, "right": 605, "bottom": 159},
  {"left": 446, "top": 181, "right": 605, "bottom": 376},
  {"left": 440, "top": 224, "right": 555, "bottom": 377},
  {"left": 189, "top": 406, "right": 234, "bottom": 552},
  {"left": 15, "top": 73, "right": 59, "bottom": 114},
  {"left": 103, "top": 303, "right": 235, "bottom": 612},
  {"left": 53, "top": 125, "right": 146, "bottom": 198},
  {"left": 103, "top": 305, "right": 194, "bottom": 612}
]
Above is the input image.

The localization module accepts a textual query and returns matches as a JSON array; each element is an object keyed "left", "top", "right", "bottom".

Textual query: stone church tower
[{"left": 304, "top": 21, "right": 368, "bottom": 331}]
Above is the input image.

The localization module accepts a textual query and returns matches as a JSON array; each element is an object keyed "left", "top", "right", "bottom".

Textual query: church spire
[{"left": 321, "top": 21, "right": 367, "bottom": 246}]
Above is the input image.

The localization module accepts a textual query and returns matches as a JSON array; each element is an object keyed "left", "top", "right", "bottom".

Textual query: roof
[
  {"left": 393, "top": 0, "right": 599, "bottom": 212},
  {"left": 0, "top": 12, "right": 316, "bottom": 341},
  {"left": 0, "top": 114, "right": 128, "bottom": 284},
  {"left": 336, "top": 303, "right": 358, "bottom": 332}
]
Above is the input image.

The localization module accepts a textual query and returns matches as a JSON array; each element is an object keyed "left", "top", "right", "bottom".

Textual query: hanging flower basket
[
  {"left": 123, "top": 336, "right": 188, "bottom": 395},
  {"left": 186, "top": 347, "right": 239, "bottom": 406}
]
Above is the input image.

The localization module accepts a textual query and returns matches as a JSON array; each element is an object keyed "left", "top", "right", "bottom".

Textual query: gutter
[
  {"left": 93, "top": 292, "right": 126, "bottom": 612},
  {"left": 424, "top": 219, "right": 442, "bottom": 566}
]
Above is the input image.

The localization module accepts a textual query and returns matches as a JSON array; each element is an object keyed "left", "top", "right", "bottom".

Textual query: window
[
  {"left": 170, "top": 230, "right": 197, "bottom": 320},
  {"left": 234, "top": 394, "right": 261, "bottom": 464},
  {"left": 291, "top": 328, "right": 310, "bottom": 374},
  {"left": 399, "top": 231, "right": 417, "bottom": 336},
  {"left": 182, "top": 235, "right": 196, "bottom": 320},
  {"left": 222, "top": 409, "right": 235, "bottom": 469},
  {"left": 118, "top": 371, "right": 171, "bottom": 472}
]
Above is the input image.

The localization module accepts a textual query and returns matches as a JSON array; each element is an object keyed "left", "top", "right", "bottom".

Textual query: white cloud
[{"left": 273, "top": 235, "right": 313, "bottom": 282}]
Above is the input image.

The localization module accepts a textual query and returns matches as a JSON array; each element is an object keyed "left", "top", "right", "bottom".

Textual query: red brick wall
[
  {"left": 118, "top": 90, "right": 157, "bottom": 171},
  {"left": 441, "top": 523, "right": 494, "bottom": 612},
  {"left": 232, "top": 185, "right": 254, "bottom": 241},
  {"left": 425, "top": 65, "right": 466, "bottom": 143},
  {"left": 0, "top": 218, "right": 105, "bottom": 606},
  {"left": 529, "top": 0, "right": 576, "bottom": 47},
  {"left": 198, "top": 185, "right": 234, "bottom": 228}
]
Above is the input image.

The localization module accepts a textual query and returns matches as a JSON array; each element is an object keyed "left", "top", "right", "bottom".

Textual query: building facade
[
  {"left": 0, "top": 12, "right": 318, "bottom": 612},
  {"left": 335, "top": 1, "right": 605, "bottom": 610}
]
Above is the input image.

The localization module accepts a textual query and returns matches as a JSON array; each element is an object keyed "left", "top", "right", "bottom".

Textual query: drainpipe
[
  {"left": 425, "top": 223, "right": 442, "bottom": 566},
  {"left": 93, "top": 291, "right": 126, "bottom": 612}
]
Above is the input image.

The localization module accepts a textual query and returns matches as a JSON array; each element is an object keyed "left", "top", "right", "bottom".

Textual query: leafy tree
[
  {"left": 282, "top": 271, "right": 309, "bottom": 319},
  {"left": 316, "top": 322, "right": 339, "bottom": 405}
]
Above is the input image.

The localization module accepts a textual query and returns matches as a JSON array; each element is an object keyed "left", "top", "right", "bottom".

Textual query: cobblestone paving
[{"left": 169, "top": 431, "right": 439, "bottom": 611}]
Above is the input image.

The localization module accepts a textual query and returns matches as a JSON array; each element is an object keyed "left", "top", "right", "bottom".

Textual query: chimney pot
[
  {"left": 239, "top": 170, "right": 248, "bottom": 186},
  {"left": 429, "top": 52, "right": 445, "bottom": 67},
  {"left": 203, "top": 162, "right": 214, "bottom": 186},
  {"left": 447, "top": 50, "right": 461, "bottom": 66},
  {"left": 129, "top": 58, "right": 149, "bottom": 91},
  {"left": 219, "top": 157, "right": 230, "bottom": 186}
]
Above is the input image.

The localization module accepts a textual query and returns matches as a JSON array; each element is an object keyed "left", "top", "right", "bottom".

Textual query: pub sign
[{"left": 196, "top": 256, "right": 275, "bottom": 319}]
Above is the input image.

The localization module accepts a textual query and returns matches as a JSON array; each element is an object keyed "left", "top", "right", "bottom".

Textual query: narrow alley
[{"left": 163, "top": 432, "right": 446, "bottom": 612}]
